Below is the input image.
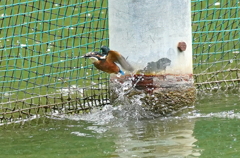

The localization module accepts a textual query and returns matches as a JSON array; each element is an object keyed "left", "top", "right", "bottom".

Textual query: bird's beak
[{"left": 84, "top": 52, "right": 94, "bottom": 58}]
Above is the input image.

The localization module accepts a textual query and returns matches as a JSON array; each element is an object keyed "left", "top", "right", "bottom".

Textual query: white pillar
[
  {"left": 109, "top": 0, "right": 195, "bottom": 114},
  {"left": 109, "top": 0, "right": 192, "bottom": 75}
]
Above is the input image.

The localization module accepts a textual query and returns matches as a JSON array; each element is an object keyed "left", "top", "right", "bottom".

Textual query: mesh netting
[
  {"left": 0, "top": 0, "right": 239, "bottom": 124},
  {"left": 192, "top": 0, "right": 240, "bottom": 90},
  {"left": 0, "top": 0, "right": 109, "bottom": 123}
]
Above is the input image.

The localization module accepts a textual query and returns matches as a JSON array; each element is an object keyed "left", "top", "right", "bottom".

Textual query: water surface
[{"left": 1, "top": 92, "right": 240, "bottom": 158}]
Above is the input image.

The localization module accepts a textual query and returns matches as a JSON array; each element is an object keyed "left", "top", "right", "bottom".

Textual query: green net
[
  {"left": 0, "top": 0, "right": 239, "bottom": 124},
  {"left": 192, "top": 0, "right": 240, "bottom": 90},
  {"left": 0, "top": 0, "right": 109, "bottom": 123}
]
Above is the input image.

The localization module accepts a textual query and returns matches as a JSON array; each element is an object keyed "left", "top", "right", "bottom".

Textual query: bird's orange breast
[{"left": 94, "top": 60, "right": 120, "bottom": 74}]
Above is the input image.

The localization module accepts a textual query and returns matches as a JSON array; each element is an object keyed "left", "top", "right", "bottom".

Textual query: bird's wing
[{"left": 107, "top": 50, "right": 134, "bottom": 72}]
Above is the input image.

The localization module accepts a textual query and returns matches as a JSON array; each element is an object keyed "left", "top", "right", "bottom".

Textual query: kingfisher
[{"left": 84, "top": 46, "right": 134, "bottom": 75}]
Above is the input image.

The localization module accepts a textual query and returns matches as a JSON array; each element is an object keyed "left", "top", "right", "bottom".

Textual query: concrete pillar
[{"left": 109, "top": 0, "right": 196, "bottom": 115}]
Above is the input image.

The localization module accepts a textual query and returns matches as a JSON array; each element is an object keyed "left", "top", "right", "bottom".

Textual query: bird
[{"left": 84, "top": 46, "right": 134, "bottom": 75}]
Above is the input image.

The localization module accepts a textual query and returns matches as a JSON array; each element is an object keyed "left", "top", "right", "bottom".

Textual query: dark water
[{"left": 1, "top": 92, "right": 240, "bottom": 158}]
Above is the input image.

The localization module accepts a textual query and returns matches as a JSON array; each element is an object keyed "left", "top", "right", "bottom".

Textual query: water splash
[
  {"left": 50, "top": 78, "right": 163, "bottom": 126},
  {"left": 50, "top": 80, "right": 240, "bottom": 128},
  {"left": 183, "top": 110, "right": 240, "bottom": 119}
]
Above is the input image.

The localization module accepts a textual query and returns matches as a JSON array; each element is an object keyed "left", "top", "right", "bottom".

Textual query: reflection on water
[
  {"left": 59, "top": 103, "right": 200, "bottom": 157},
  {"left": 109, "top": 118, "right": 199, "bottom": 158},
  {"left": 0, "top": 92, "right": 240, "bottom": 157}
]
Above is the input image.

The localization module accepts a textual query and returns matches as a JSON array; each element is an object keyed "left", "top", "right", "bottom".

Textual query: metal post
[{"left": 109, "top": 0, "right": 195, "bottom": 114}]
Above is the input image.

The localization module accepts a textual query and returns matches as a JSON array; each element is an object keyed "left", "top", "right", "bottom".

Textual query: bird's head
[{"left": 100, "top": 46, "right": 110, "bottom": 55}]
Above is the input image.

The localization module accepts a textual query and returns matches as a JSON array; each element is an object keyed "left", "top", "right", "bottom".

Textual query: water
[{"left": 0, "top": 92, "right": 240, "bottom": 158}]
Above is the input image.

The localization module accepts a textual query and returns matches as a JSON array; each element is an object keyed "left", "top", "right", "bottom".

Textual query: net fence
[
  {"left": 192, "top": 0, "right": 240, "bottom": 90},
  {"left": 0, "top": 0, "right": 109, "bottom": 124},
  {"left": 0, "top": 0, "right": 239, "bottom": 124}
]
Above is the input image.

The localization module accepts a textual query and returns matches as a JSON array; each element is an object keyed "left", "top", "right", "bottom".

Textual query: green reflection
[
  {"left": 0, "top": 118, "right": 115, "bottom": 158},
  {"left": 194, "top": 117, "right": 240, "bottom": 158}
]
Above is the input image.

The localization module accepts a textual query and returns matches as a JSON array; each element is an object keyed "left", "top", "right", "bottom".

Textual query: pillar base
[{"left": 110, "top": 74, "right": 196, "bottom": 116}]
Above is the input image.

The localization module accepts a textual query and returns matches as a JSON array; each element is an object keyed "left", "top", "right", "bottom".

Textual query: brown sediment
[{"left": 110, "top": 73, "right": 194, "bottom": 92}]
